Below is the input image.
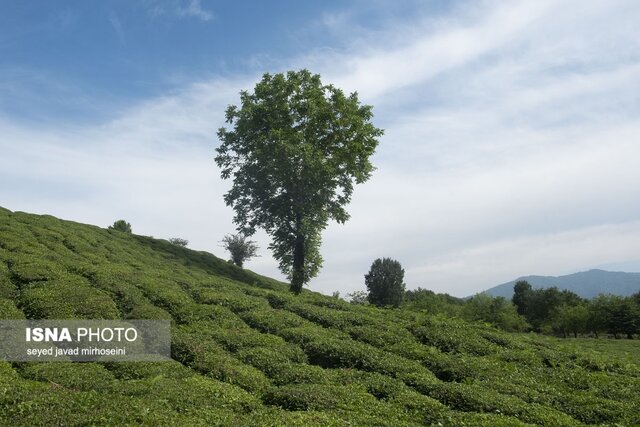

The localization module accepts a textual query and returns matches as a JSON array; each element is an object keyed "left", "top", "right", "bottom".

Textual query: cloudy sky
[{"left": 1, "top": 0, "right": 639, "bottom": 297}]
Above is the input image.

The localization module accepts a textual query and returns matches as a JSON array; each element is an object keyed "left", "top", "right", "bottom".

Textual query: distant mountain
[{"left": 479, "top": 269, "right": 640, "bottom": 299}]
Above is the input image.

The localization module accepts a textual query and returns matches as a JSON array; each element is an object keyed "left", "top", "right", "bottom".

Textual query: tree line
[
  {"left": 512, "top": 280, "right": 640, "bottom": 338},
  {"left": 350, "top": 267, "right": 640, "bottom": 338}
]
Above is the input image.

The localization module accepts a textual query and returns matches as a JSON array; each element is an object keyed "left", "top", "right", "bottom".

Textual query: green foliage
[
  {"left": 549, "top": 304, "right": 589, "bottom": 338},
  {"left": 513, "top": 283, "right": 586, "bottom": 332},
  {"left": 215, "top": 69, "right": 383, "bottom": 294},
  {"left": 20, "top": 362, "right": 116, "bottom": 391},
  {"left": 1, "top": 206, "right": 639, "bottom": 425},
  {"left": 510, "top": 280, "right": 640, "bottom": 338},
  {"left": 168, "top": 237, "right": 188, "bottom": 247},
  {"left": 0, "top": 297, "right": 24, "bottom": 318},
  {"left": 404, "top": 287, "right": 464, "bottom": 315},
  {"left": 19, "top": 276, "right": 120, "bottom": 319},
  {"left": 462, "top": 294, "right": 529, "bottom": 332},
  {"left": 365, "top": 257, "right": 405, "bottom": 307},
  {"left": 512, "top": 279, "right": 532, "bottom": 316},
  {"left": 221, "top": 233, "right": 259, "bottom": 267},
  {"left": 108, "top": 219, "right": 132, "bottom": 233},
  {"left": 347, "top": 290, "right": 369, "bottom": 305}
]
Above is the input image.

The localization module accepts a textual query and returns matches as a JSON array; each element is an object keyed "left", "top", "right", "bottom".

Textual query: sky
[{"left": 1, "top": 0, "right": 640, "bottom": 297}]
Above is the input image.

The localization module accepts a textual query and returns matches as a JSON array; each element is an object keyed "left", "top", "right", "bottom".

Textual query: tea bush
[
  {"left": 1, "top": 207, "right": 638, "bottom": 425},
  {"left": 20, "top": 362, "right": 116, "bottom": 391},
  {"left": 19, "top": 276, "right": 120, "bottom": 319}
]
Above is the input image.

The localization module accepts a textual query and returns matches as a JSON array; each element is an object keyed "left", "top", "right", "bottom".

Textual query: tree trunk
[{"left": 290, "top": 214, "right": 305, "bottom": 294}]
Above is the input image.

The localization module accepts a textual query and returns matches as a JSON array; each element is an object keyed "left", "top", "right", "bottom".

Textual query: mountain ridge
[{"left": 479, "top": 269, "right": 640, "bottom": 299}]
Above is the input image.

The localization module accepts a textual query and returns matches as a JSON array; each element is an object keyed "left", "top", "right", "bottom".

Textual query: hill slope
[
  {"left": 481, "top": 270, "right": 640, "bottom": 299},
  {"left": 1, "top": 207, "right": 639, "bottom": 426}
]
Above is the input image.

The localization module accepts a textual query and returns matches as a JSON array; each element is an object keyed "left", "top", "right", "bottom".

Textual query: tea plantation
[{"left": 1, "top": 207, "right": 639, "bottom": 426}]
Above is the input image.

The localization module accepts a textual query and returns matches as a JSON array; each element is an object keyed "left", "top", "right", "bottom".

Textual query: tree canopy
[
  {"left": 221, "top": 234, "right": 259, "bottom": 268},
  {"left": 108, "top": 220, "right": 131, "bottom": 233},
  {"left": 216, "top": 70, "right": 383, "bottom": 293},
  {"left": 365, "top": 258, "right": 405, "bottom": 307}
]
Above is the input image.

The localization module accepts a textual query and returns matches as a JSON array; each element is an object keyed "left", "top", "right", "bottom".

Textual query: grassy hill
[{"left": 1, "top": 207, "right": 639, "bottom": 426}]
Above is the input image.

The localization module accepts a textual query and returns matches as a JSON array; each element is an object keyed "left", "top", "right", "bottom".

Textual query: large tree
[
  {"left": 365, "top": 258, "right": 405, "bottom": 308},
  {"left": 216, "top": 70, "right": 383, "bottom": 294}
]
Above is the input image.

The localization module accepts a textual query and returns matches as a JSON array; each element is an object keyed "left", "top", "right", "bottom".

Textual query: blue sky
[{"left": 2, "top": 0, "right": 640, "bottom": 296}]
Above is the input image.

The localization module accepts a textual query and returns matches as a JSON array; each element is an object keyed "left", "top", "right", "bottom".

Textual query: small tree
[
  {"left": 365, "top": 258, "right": 405, "bottom": 308},
  {"left": 221, "top": 234, "right": 259, "bottom": 268},
  {"left": 169, "top": 237, "right": 189, "bottom": 247},
  {"left": 347, "top": 290, "right": 369, "bottom": 305},
  {"left": 109, "top": 220, "right": 132, "bottom": 233}
]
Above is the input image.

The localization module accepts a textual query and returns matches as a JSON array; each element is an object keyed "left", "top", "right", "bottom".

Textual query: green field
[
  {"left": 1, "top": 207, "right": 639, "bottom": 426},
  {"left": 553, "top": 337, "right": 640, "bottom": 369}
]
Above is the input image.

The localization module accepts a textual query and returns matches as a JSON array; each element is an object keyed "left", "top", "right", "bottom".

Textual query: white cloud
[
  {"left": 146, "top": 0, "right": 214, "bottom": 22},
  {"left": 108, "top": 12, "right": 125, "bottom": 45},
  {"left": 177, "top": 0, "right": 213, "bottom": 22}
]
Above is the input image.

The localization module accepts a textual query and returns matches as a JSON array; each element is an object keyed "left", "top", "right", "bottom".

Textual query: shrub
[
  {"left": 135, "top": 278, "right": 193, "bottom": 315},
  {"left": 19, "top": 276, "right": 120, "bottom": 319},
  {"left": 266, "top": 363, "right": 331, "bottom": 386},
  {"left": 115, "top": 375, "right": 262, "bottom": 414},
  {"left": 0, "top": 298, "right": 24, "bottom": 319},
  {"left": 387, "top": 390, "right": 449, "bottom": 424},
  {"left": 192, "top": 288, "right": 269, "bottom": 312},
  {"left": 126, "top": 302, "right": 173, "bottom": 320},
  {"left": 20, "top": 362, "right": 115, "bottom": 391},
  {"left": 332, "top": 369, "right": 406, "bottom": 400},
  {"left": 221, "top": 234, "right": 259, "bottom": 268},
  {"left": 108, "top": 220, "right": 132, "bottom": 233},
  {"left": 410, "top": 317, "right": 501, "bottom": 356},
  {"left": 0, "top": 264, "right": 17, "bottom": 298},
  {"left": 102, "top": 361, "right": 194, "bottom": 380},
  {"left": 415, "top": 381, "right": 580, "bottom": 426},
  {"left": 172, "top": 329, "right": 271, "bottom": 394},
  {"left": 168, "top": 237, "right": 188, "bottom": 247},
  {"left": 262, "top": 384, "right": 344, "bottom": 411},
  {"left": 9, "top": 259, "right": 63, "bottom": 285},
  {"left": 239, "top": 308, "right": 312, "bottom": 334},
  {"left": 211, "top": 328, "right": 307, "bottom": 363}
]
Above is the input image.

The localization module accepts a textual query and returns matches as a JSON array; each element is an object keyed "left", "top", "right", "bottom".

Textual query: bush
[
  {"left": 192, "top": 288, "right": 269, "bottom": 312},
  {"left": 168, "top": 237, "right": 188, "bottom": 247},
  {"left": 332, "top": 369, "right": 406, "bottom": 399},
  {"left": 19, "top": 276, "right": 120, "bottom": 319},
  {"left": 262, "top": 384, "right": 345, "bottom": 411},
  {"left": 108, "top": 220, "right": 132, "bottom": 233},
  {"left": 115, "top": 375, "right": 262, "bottom": 414},
  {"left": 239, "top": 308, "right": 312, "bottom": 334},
  {"left": 172, "top": 329, "right": 271, "bottom": 394},
  {"left": 0, "top": 264, "right": 17, "bottom": 298},
  {"left": 410, "top": 317, "right": 501, "bottom": 356},
  {"left": 221, "top": 234, "right": 259, "bottom": 267},
  {"left": 103, "top": 361, "right": 194, "bottom": 380},
  {"left": 9, "top": 259, "right": 63, "bottom": 285},
  {"left": 266, "top": 363, "right": 331, "bottom": 386},
  {"left": 20, "top": 362, "right": 115, "bottom": 391},
  {"left": 387, "top": 390, "right": 449, "bottom": 424},
  {"left": 0, "top": 298, "right": 24, "bottom": 319}
]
